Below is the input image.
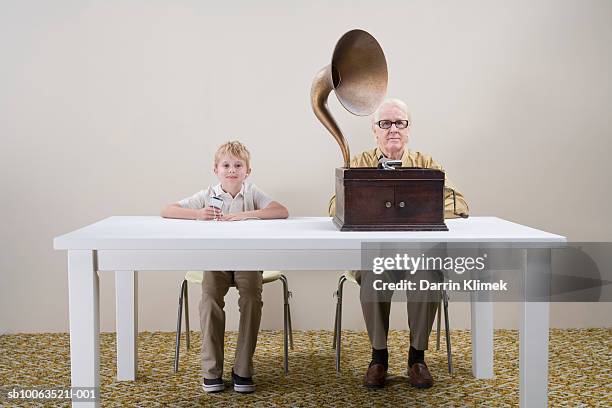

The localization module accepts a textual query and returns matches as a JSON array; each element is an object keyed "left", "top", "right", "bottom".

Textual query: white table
[{"left": 54, "top": 216, "right": 565, "bottom": 407}]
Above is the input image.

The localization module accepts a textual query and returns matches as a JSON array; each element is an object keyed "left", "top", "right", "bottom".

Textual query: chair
[
  {"left": 174, "top": 270, "right": 294, "bottom": 374},
  {"left": 332, "top": 270, "right": 453, "bottom": 374}
]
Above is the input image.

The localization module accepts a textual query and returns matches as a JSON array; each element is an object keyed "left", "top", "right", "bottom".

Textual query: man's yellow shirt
[{"left": 328, "top": 147, "right": 469, "bottom": 219}]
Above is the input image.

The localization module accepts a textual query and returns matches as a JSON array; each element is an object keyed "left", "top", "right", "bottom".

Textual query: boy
[{"left": 161, "top": 141, "right": 289, "bottom": 393}]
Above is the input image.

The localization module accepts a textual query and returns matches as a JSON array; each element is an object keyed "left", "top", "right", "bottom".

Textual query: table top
[{"left": 53, "top": 216, "right": 566, "bottom": 250}]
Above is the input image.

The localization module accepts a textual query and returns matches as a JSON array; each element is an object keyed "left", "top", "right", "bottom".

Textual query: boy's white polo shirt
[{"left": 178, "top": 182, "right": 273, "bottom": 214}]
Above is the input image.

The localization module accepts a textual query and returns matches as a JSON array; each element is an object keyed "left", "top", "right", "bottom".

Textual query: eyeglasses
[{"left": 376, "top": 120, "right": 410, "bottom": 129}]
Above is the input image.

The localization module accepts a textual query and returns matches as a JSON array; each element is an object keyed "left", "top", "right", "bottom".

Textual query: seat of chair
[
  {"left": 185, "top": 270, "right": 282, "bottom": 285},
  {"left": 343, "top": 270, "right": 359, "bottom": 284}
]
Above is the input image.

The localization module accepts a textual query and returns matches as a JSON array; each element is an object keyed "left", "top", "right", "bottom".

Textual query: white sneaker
[
  {"left": 232, "top": 370, "right": 255, "bottom": 394},
  {"left": 202, "top": 377, "right": 224, "bottom": 393}
]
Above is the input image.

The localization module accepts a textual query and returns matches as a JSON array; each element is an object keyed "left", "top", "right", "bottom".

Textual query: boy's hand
[
  {"left": 196, "top": 206, "right": 222, "bottom": 220},
  {"left": 221, "top": 213, "right": 249, "bottom": 221}
]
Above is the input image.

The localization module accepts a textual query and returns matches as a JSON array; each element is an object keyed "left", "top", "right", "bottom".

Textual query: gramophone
[{"left": 311, "top": 29, "right": 448, "bottom": 231}]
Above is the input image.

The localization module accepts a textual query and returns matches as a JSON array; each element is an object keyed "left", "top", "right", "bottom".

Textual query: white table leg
[
  {"left": 68, "top": 250, "right": 100, "bottom": 408},
  {"left": 470, "top": 296, "right": 494, "bottom": 378},
  {"left": 520, "top": 249, "right": 550, "bottom": 407},
  {"left": 115, "top": 270, "right": 138, "bottom": 381}
]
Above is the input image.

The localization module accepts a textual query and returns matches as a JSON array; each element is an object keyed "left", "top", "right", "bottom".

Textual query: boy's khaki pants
[{"left": 199, "top": 271, "right": 263, "bottom": 379}]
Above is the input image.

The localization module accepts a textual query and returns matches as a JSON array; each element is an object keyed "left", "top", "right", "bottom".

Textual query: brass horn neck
[
  {"left": 310, "top": 29, "right": 388, "bottom": 169},
  {"left": 311, "top": 65, "right": 351, "bottom": 168}
]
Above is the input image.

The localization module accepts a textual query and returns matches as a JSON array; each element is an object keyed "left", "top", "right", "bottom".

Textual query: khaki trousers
[
  {"left": 355, "top": 270, "right": 441, "bottom": 351},
  {"left": 199, "top": 271, "right": 263, "bottom": 379}
]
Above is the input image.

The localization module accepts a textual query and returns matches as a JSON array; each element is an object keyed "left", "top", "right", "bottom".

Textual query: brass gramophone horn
[{"left": 310, "top": 29, "right": 388, "bottom": 168}]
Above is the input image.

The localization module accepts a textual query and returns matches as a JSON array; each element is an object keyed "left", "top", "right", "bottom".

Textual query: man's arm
[
  {"left": 423, "top": 155, "right": 469, "bottom": 218},
  {"left": 328, "top": 196, "right": 337, "bottom": 217},
  {"left": 443, "top": 181, "right": 469, "bottom": 219}
]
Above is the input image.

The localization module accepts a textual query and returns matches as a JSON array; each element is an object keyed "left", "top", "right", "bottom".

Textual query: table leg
[
  {"left": 115, "top": 270, "right": 138, "bottom": 381},
  {"left": 520, "top": 249, "right": 550, "bottom": 407},
  {"left": 470, "top": 296, "right": 494, "bottom": 378},
  {"left": 68, "top": 250, "right": 100, "bottom": 408}
]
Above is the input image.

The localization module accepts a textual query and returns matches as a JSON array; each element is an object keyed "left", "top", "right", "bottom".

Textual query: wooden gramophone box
[{"left": 333, "top": 167, "right": 448, "bottom": 231}]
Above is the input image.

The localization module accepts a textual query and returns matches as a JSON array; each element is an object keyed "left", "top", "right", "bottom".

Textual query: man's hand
[{"left": 196, "top": 206, "right": 222, "bottom": 220}]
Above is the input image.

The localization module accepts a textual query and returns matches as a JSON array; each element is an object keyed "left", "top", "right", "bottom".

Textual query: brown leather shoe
[
  {"left": 364, "top": 363, "right": 387, "bottom": 388},
  {"left": 408, "top": 362, "right": 434, "bottom": 389}
]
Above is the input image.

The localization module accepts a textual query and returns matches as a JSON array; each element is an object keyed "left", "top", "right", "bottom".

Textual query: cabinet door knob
[
  {"left": 385, "top": 201, "right": 392, "bottom": 208},
  {"left": 398, "top": 201, "right": 405, "bottom": 208}
]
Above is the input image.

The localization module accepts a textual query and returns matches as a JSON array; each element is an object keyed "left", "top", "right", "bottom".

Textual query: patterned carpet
[{"left": 0, "top": 329, "right": 610, "bottom": 407}]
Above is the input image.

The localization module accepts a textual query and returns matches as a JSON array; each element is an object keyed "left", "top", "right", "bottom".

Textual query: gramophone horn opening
[{"left": 331, "top": 29, "right": 388, "bottom": 116}]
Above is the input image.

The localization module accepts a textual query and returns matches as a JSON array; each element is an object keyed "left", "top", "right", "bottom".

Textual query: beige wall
[{"left": 1, "top": 1, "right": 611, "bottom": 334}]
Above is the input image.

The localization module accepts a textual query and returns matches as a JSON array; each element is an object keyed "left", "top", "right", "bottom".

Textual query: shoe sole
[
  {"left": 202, "top": 383, "right": 225, "bottom": 393},
  {"left": 409, "top": 382, "right": 433, "bottom": 389},
  {"left": 233, "top": 383, "right": 255, "bottom": 394}
]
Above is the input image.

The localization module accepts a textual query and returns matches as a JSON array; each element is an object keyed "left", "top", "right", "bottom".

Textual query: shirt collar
[
  {"left": 375, "top": 147, "right": 409, "bottom": 164},
  {"left": 212, "top": 183, "right": 245, "bottom": 198}
]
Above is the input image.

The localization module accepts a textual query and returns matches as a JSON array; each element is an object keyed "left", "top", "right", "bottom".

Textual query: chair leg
[
  {"left": 335, "top": 275, "right": 347, "bottom": 373},
  {"left": 332, "top": 290, "right": 340, "bottom": 349},
  {"left": 174, "top": 279, "right": 187, "bottom": 373},
  {"left": 280, "top": 274, "right": 290, "bottom": 375},
  {"left": 184, "top": 282, "right": 190, "bottom": 349},
  {"left": 285, "top": 280, "right": 294, "bottom": 350},
  {"left": 280, "top": 274, "right": 294, "bottom": 349},
  {"left": 436, "top": 294, "right": 442, "bottom": 351},
  {"left": 442, "top": 289, "right": 453, "bottom": 375},
  {"left": 287, "top": 305, "right": 294, "bottom": 350}
]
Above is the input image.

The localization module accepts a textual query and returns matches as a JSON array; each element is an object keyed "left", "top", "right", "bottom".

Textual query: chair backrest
[
  {"left": 344, "top": 270, "right": 359, "bottom": 284},
  {"left": 185, "top": 271, "right": 204, "bottom": 284}
]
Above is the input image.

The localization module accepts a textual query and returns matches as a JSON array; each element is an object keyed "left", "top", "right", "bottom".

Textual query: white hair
[{"left": 372, "top": 98, "right": 411, "bottom": 122}]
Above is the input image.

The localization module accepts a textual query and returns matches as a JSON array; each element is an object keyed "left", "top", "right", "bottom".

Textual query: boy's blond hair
[{"left": 214, "top": 141, "right": 251, "bottom": 168}]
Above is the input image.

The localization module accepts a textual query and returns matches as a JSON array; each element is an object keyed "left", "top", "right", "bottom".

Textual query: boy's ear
[
  {"left": 213, "top": 165, "right": 218, "bottom": 175},
  {"left": 246, "top": 168, "right": 251, "bottom": 177}
]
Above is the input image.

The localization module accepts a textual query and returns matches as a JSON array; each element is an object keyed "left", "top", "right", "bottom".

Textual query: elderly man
[{"left": 328, "top": 98, "right": 469, "bottom": 389}]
